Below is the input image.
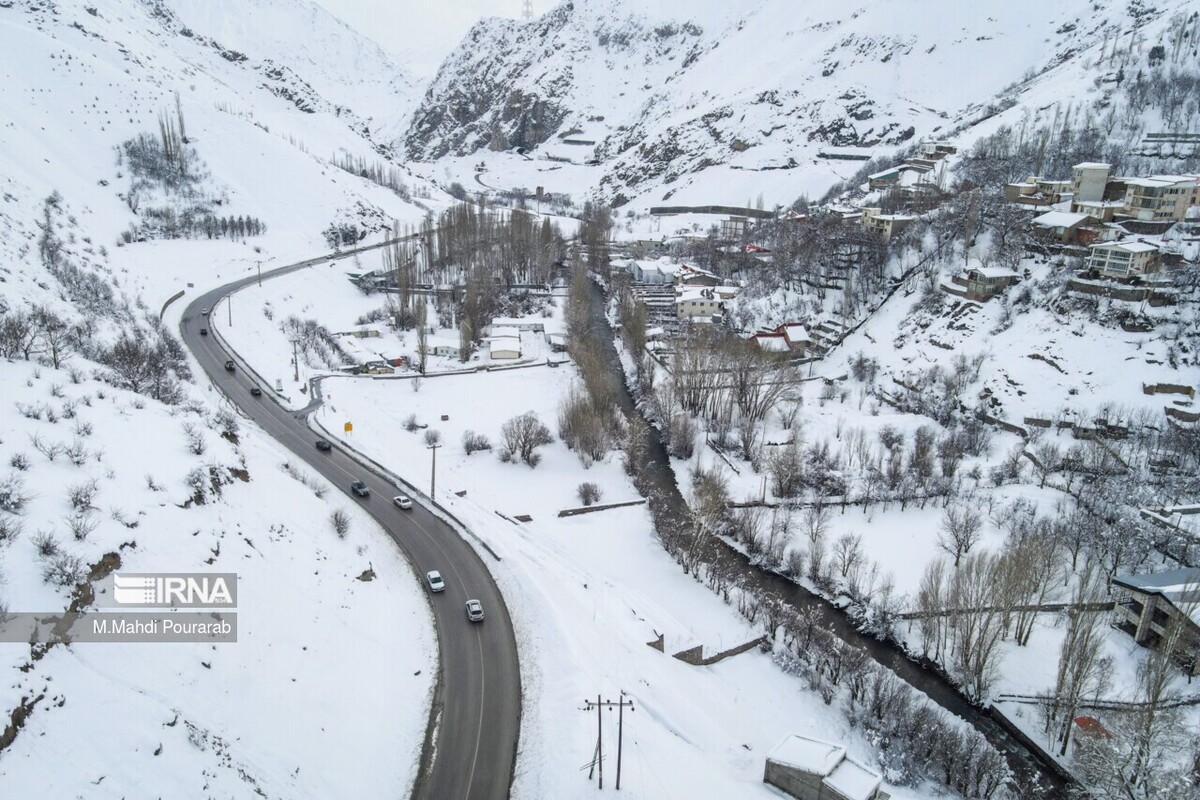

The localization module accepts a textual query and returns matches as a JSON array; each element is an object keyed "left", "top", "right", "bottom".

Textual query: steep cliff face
[{"left": 401, "top": 0, "right": 1197, "bottom": 206}]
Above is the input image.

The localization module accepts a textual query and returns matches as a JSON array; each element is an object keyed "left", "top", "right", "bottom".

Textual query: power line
[{"left": 521, "top": 0, "right": 533, "bottom": 20}]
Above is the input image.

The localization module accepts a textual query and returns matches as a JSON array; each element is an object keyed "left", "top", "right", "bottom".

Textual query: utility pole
[
  {"left": 522, "top": 0, "right": 533, "bottom": 20},
  {"left": 227, "top": 295, "right": 232, "bottom": 327},
  {"left": 427, "top": 441, "right": 441, "bottom": 497},
  {"left": 257, "top": 259, "right": 263, "bottom": 287},
  {"left": 582, "top": 694, "right": 634, "bottom": 790}
]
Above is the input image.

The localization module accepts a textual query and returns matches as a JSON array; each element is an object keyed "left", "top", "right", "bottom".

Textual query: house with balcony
[
  {"left": 963, "top": 266, "right": 1020, "bottom": 300},
  {"left": 1112, "top": 567, "right": 1200, "bottom": 675},
  {"left": 1030, "top": 211, "right": 1095, "bottom": 244},
  {"left": 1121, "top": 175, "right": 1200, "bottom": 222},
  {"left": 861, "top": 207, "right": 916, "bottom": 240},
  {"left": 1085, "top": 240, "right": 1161, "bottom": 279}
]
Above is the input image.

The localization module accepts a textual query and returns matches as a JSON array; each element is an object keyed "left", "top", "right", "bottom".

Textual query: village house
[
  {"left": 764, "top": 734, "right": 890, "bottom": 800},
  {"left": 1030, "top": 210, "right": 1098, "bottom": 244},
  {"left": 963, "top": 266, "right": 1020, "bottom": 301},
  {"left": 861, "top": 207, "right": 916, "bottom": 239},
  {"left": 1121, "top": 174, "right": 1200, "bottom": 222},
  {"left": 487, "top": 326, "right": 522, "bottom": 360},
  {"left": 750, "top": 322, "right": 810, "bottom": 358},
  {"left": 1004, "top": 176, "right": 1072, "bottom": 207},
  {"left": 675, "top": 285, "right": 739, "bottom": 322},
  {"left": 626, "top": 259, "right": 682, "bottom": 285},
  {"left": 1085, "top": 240, "right": 1162, "bottom": 279},
  {"left": 1112, "top": 568, "right": 1200, "bottom": 675},
  {"left": 1067, "top": 162, "right": 1200, "bottom": 222},
  {"left": 675, "top": 263, "right": 722, "bottom": 287}
]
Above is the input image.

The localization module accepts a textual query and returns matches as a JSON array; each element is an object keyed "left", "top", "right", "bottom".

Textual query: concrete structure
[
  {"left": 764, "top": 735, "right": 889, "bottom": 800},
  {"left": 1072, "top": 162, "right": 1112, "bottom": 204},
  {"left": 861, "top": 207, "right": 916, "bottom": 239},
  {"left": 1112, "top": 567, "right": 1200, "bottom": 675},
  {"left": 1085, "top": 240, "right": 1161, "bottom": 279},
  {"left": 1121, "top": 174, "right": 1200, "bottom": 222},
  {"left": 964, "top": 266, "right": 1020, "bottom": 300}
]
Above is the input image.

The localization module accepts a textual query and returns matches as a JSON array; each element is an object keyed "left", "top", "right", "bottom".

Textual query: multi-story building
[
  {"left": 1121, "top": 174, "right": 1200, "bottom": 222},
  {"left": 1113, "top": 568, "right": 1200, "bottom": 675},
  {"left": 1085, "top": 240, "right": 1161, "bottom": 279},
  {"left": 1072, "top": 162, "right": 1112, "bottom": 203}
]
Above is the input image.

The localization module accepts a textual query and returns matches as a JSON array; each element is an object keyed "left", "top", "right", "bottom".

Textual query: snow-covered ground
[{"left": 0, "top": 359, "right": 435, "bottom": 797}]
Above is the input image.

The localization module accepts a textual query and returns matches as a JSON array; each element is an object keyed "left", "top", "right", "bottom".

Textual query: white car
[
  {"left": 426, "top": 571, "right": 445, "bottom": 593},
  {"left": 393, "top": 495, "right": 413, "bottom": 510},
  {"left": 465, "top": 599, "right": 484, "bottom": 622},
  {"left": 201, "top": 307, "right": 209, "bottom": 316}
]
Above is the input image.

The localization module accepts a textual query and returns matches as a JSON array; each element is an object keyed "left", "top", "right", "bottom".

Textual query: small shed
[{"left": 764, "top": 734, "right": 889, "bottom": 800}]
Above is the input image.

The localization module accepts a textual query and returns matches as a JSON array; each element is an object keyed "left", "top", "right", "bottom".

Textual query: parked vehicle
[
  {"left": 350, "top": 480, "right": 370, "bottom": 497},
  {"left": 314, "top": 439, "right": 332, "bottom": 452},
  {"left": 393, "top": 495, "right": 413, "bottom": 510},
  {"left": 465, "top": 599, "right": 484, "bottom": 622},
  {"left": 426, "top": 571, "right": 445, "bottom": 593}
]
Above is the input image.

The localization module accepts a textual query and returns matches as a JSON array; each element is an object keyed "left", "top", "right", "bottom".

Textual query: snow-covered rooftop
[
  {"left": 1032, "top": 211, "right": 1090, "bottom": 228},
  {"left": 1073, "top": 161, "right": 1111, "bottom": 170},
  {"left": 824, "top": 758, "right": 884, "bottom": 800},
  {"left": 1091, "top": 240, "right": 1159, "bottom": 254},
  {"left": 767, "top": 734, "right": 845, "bottom": 776}
]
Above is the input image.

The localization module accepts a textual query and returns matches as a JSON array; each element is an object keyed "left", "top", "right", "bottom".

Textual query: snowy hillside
[
  {"left": 403, "top": 0, "right": 1197, "bottom": 210},
  {"left": 0, "top": 0, "right": 448, "bottom": 795}
]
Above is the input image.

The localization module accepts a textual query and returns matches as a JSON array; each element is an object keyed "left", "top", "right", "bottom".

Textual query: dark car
[
  {"left": 224, "top": 360, "right": 236, "bottom": 372},
  {"left": 315, "top": 439, "right": 332, "bottom": 452},
  {"left": 350, "top": 480, "right": 370, "bottom": 498},
  {"left": 250, "top": 387, "right": 263, "bottom": 397},
  {"left": 200, "top": 328, "right": 208, "bottom": 336}
]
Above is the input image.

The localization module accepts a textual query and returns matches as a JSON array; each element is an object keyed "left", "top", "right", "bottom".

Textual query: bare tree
[
  {"left": 499, "top": 411, "right": 553, "bottom": 467},
  {"left": 938, "top": 502, "right": 984, "bottom": 567},
  {"left": 1049, "top": 563, "right": 1111, "bottom": 756}
]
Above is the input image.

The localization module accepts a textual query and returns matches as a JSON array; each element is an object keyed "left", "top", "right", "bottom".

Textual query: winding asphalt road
[{"left": 177, "top": 240, "right": 521, "bottom": 800}]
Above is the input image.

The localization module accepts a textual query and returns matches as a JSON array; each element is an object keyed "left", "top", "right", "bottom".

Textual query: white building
[
  {"left": 1086, "top": 240, "right": 1161, "bottom": 279},
  {"left": 488, "top": 326, "right": 522, "bottom": 360},
  {"left": 1072, "top": 162, "right": 1111, "bottom": 204},
  {"left": 764, "top": 735, "right": 889, "bottom": 800}
]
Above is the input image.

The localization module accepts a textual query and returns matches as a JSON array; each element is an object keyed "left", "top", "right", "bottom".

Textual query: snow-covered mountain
[{"left": 403, "top": 0, "right": 1197, "bottom": 208}]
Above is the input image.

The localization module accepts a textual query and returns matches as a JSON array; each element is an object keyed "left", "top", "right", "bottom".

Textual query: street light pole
[
  {"left": 427, "top": 442, "right": 441, "bottom": 498},
  {"left": 227, "top": 295, "right": 232, "bottom": 327},
  {"left": 291, "top": 338, "right": 299, "bottom": 382},
  {"left": 257, "top": 259, "right": 262, "bottom": 287}
]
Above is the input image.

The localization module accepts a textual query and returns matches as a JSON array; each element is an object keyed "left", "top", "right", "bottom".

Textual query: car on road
[
  {"left": 201, "top": 307, "right": 209, "bottom": 316},
  {"left": 426, "top": 571, "right": 445, "bottom": 593},
  {"left": 314, "top": 439, "right": 332, "bottom": 452},
  {"left": 350, "top": 480, "right": 370, "bottom": 498},
  {"left": 465, "top": 599, "right": 484, "bottom": 622},
  {"left": 224, "top": 360, "right": 235, "bottom": 372},
  {"left": 393, "top": 495, "right": 413, "bottom": 510},
  {"left": 199, "top": 328, "right": 208, "bottom": 336},
  {"left": 249, "top": 387, "right": 263, "bottom": 397}
]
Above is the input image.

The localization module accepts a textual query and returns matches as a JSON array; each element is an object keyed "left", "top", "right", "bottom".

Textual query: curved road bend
[{"left": 178, "top": 243, "right": 521, "bottom": 800}]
